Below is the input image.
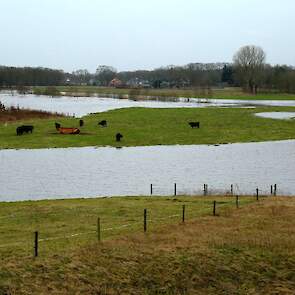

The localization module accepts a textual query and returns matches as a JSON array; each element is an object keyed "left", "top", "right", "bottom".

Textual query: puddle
[{"left": 255, "top": 112, "right": 295, "bottom": 120}]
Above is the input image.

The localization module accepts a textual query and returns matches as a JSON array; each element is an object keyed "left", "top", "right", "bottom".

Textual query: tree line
[
  {"left": 0, "top": 66, "right": 65, "bottom": 87},
  {"left": 1, "top": 46, "right": 295, "bottom": 94}
]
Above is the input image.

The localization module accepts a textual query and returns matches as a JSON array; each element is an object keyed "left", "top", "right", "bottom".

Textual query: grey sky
[{"left": 0, "top": 0, "right": 294, "bottom": 72}]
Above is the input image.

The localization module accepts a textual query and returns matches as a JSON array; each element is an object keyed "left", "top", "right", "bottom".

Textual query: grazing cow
[
  {"left": 98, "top": 120, "right": 107, "bottom": 127},
  {"left": 16, "top": 126, "right": 23, "bottom": 136},
  {"left": 79, "top": 119, "right": 84, "bottom": 127},
  {"left": 55, "top": 122, "right": 61, "bottom": 130},
  {"left": 116, "top": 133, "right": 123, "bottom": 142},
  {"left": 16, "top": 125, "right": 34, "bottom": 136},
  {"left": 21, "top": 125, "right": 34, "bottom": 133},
  {"left": 188, "top": 122, "right": 200, "bottom": 128}
]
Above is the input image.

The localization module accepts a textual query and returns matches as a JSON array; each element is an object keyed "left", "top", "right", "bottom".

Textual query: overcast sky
[{"left": 0, "top": 0, "right": 294, "bottom": 72}]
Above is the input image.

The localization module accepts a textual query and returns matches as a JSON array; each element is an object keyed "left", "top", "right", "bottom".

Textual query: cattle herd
[{"left": 15, "top": 120, "right": 201, "bottom": 141}]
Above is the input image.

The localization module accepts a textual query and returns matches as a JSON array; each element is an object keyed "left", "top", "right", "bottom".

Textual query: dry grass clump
[{"left": 0, "top": 106, "right": 63, "bottom": 123}]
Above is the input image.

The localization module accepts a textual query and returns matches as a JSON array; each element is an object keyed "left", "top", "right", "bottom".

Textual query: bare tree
[
  {"left": 233, "top": 45, "right": 266, "bottom": 94},
  {"left": 72, "top": 69, "right": 91, "bottom": 85},
  {"left": 95, "top": 65, "right": 117, "bottom": 86}
]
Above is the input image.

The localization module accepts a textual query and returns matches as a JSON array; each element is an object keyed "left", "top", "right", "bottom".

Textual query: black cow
[
  {"left": 188, "top": 122, "right": 200, "bottom": 128},
  {"left": 55, "top": 122, "right": 61, "bottom": 130},
  {"left": 16, "top": 125, "right": 34, "bottom": 136},
  {"left": 79, "top": 119, "right": 84, "bottom": 127},
  {"left": 16, "top": 126, "right": 23, "bottom": 136},
  {"left": 98, "top": 120, "right": 107, "bottom": 127},
  {"left": 116, "top": 133, "right": 123, "bottom": 142}
]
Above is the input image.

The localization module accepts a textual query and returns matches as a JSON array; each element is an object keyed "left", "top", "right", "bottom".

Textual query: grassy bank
[
  {"left": 0, "top": 106, "right": 295, "bottom": 149},
  {"left": 33, "top": 86, "right": 295, "bottom": 100},
  {"left": 0, "top": 107, "right": 63, "bottom": 123},
  {"left": 0, "top": 196, "right": 294, "bottom": 294}
]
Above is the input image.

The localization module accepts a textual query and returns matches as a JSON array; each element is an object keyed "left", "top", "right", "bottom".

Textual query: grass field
[
  {"left": 0, "top": 196, "right": 254, "bottom": 259},
  {"left": 0, "top": 196, "right": 294, "bottom": 294},
  {"left": 33, "top": 85, "right": 295, "bottom": 100},
  {"left": 1, "top": 106, "right": 295, "bottom": 149}
]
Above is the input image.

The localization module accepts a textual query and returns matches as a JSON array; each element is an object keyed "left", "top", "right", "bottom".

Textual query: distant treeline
[
  {"left": 72, "top": 63, "right": 295, "bottom": 93},
  {"left": 1, "top": 61, "right": 295, "bottom": 94},
  {"left": 0, "top": 66, "right": 64, "bottom": 87}
]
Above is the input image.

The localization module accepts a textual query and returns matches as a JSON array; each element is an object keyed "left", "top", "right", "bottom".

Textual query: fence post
[
  {"left": 271, "top": 185, "right": 273, "bottom": 195},
  {"left": 204, "top": 184, "right": 208, "bottom": 196},
  {"left": 150, "top": 184, "right": 153, "bottom": 196},
  {"left": 256, "top": 188, "right": 259, "bottom": 201},
  {"left": 97, "top": 217, "right": 101, "bottom": 242},
  {"left": 236, "top": 195, "right": 239, "bottom": 209},
  {"left": 231, "top": 184, "right": 233, "bottom": 195},
  {"left": 144, "top": 209, "right": 147, "bottom": 232},
  {"left": 34, "top": 231, "right": 38, "bottom": 257},
  {"left": 274, "top": 184, "right": 277, "bottom": 196},
  {"left": 174, "top": 183, "right": 177, "bottom": 196},
  {"left": 213, "top": 201, "right": 216, "bottom": 216},
  {"left": 182, "top": 205, "right": 185, "bottom": 223}
]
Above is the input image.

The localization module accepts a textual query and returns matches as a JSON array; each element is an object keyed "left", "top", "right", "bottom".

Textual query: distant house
[
  {"left": 159, "top": 81, "right": 171, "bottom": 88},
  {"left": 109, "top": 78, "right": 124, "bottom": 88},
  {"left": 126, "top": 78, "right": 151, "bottom": 88}
]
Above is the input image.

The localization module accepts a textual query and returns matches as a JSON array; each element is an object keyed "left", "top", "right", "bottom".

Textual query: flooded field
[
  {"left": 1, "top": 140, "right": 295, "bottom": 201},
  {"left": 1, "top": 93, "right": 295, "bottom": 201},
  {"left": 1, "top": 92, "right": 295, "bottom": 117}
]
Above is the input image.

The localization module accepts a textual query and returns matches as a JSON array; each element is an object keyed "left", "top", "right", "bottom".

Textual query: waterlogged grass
[
  {"left": 1, "top": 197, "right": 294, "bottom": 294},
  {"left": 34, "top": 85, "right": 295, "bottom": 100},
  {"left": 1, "top": 106, "right": 295, "bottom": 149},
  {"left": 0, "top": 196, "right": 254, "bottom": 258}
]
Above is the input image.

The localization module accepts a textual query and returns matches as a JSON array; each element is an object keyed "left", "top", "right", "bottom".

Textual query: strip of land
[
  {"left": 0, "top": 106, "right": 295, "bottom": 149},
  {"left": 0, "top": 196, "right": 294, "bottom": 294},
  {"left": 33, "top": 86, "right": 295, "bottom": 100}
]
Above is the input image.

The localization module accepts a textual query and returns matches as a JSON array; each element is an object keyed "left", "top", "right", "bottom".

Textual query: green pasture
[{"left": 0, "top": 106, "right": 295, "bottom": 149}]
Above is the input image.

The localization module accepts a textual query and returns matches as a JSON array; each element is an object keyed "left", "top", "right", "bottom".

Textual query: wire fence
[
  {"left": 148, "top": 183, "right": 279, "bottom": 197},
  {"left": 0, "top": 193, "right": 270, "bottom": 257}
]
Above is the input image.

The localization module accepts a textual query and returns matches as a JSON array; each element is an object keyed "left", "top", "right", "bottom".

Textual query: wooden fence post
[
  {"left": 256, "top": 188, "right": 259, "bottom": 201},
  {"left": 144, "top": 209, "right": 147, "bottom": 232},
  {"left": 271, "top": 185, "right": 273, "bottom": 195},
  {"left": 174, "top": 183, "right": 177, "bottom": 196},
  {"left": 213, "top": 201, "right": 216, "bottom": 216},
  {"left": 231, "top": 184, "right": 233, "bottom": 195},
  {"left": 97, "top": 217, "right": 101, "bottom": 242},
  {"left": 150, "top": 184, "right": 153, "bottom": 196},
  {"left": 274, "top": 184, "right": 277, "bottom": 196},
  {"left": 34, "top": 231, "right": 38, "bottom": 257},
  {"left": 236, "top": 195, "right": 239, "bottom": 209},
  {"left": 182, "top": 205, "right": 185, "bottom": 223}
]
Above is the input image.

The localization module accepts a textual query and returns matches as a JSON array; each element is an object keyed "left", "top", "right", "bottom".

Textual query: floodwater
[
  {"left": 255, "top": 112, "right": 295, "bottom": 120},
  {"left": 1, "top": 140, "right": 295, "bottom": 201},
  {"left": 1, "top": 92, "right": 295, "bottom": 117}
]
